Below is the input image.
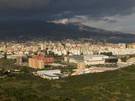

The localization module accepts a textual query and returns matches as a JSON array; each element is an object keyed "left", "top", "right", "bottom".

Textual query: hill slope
[
  {"left": 0, "top": 65, "right": 135, "bottom": 101},
  {"left": 0, "top": 20, "right": 135, "bottom": 43}
]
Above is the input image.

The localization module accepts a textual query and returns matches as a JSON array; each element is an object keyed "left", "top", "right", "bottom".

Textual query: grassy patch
[{"left": 0, "top": 65, "right": 135, "bottom": 101}]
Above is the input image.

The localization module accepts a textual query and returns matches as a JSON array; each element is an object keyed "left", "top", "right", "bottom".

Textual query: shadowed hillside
[{"left": 0, "top": 20, "right": 135, "bottom": 43}]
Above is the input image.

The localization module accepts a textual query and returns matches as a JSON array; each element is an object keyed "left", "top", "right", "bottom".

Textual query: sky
[{"left": 0, "top": 0, "right": 135, "bottom": 33}]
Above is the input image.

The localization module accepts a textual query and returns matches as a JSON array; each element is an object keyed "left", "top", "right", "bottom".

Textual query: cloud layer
[
  {"left": 0, "top": 0, "right": 49, "bottom": 10},
  {"left": 0, "top": 0, "right": 135, "bottom": 33},
  {"left": 49, "top": 0, "right": 135, "bottom": 17},
  {"left": 0, "top": 0, "right": 135, "bottom": 17}
]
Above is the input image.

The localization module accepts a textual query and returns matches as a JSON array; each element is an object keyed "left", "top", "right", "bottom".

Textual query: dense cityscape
[
  {"left": 1, "top": 0, "right": 135, "bottom": 101},
  {"left": 0, "top": 40, "right": 135, "bottom": 80}
]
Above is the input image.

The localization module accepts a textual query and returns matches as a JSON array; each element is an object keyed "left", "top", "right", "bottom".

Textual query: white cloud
[{"left": 69, "top": 13, "right": 135, "bottom": 33}]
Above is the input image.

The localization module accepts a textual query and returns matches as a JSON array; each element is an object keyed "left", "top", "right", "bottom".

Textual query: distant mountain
[{"left": 0, "top": 20, "right": 135, "bottom": 43}]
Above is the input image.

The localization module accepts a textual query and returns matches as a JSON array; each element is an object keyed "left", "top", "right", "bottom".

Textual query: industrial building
[
  {"left": 84, "top": 55, "right": 109, "bottom": 65},
  {"left": 66, "top": 55, "right": 118, "bottom": 65}
]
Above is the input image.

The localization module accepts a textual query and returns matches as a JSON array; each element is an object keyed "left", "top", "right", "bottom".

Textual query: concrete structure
[{"left": 34, "top": 70, "right": 61, "bottom": 80}]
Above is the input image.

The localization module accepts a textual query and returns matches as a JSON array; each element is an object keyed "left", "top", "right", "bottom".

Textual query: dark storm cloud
[
  {"left": 0, "top": 0, "right": 135, "bottom": 18},
  {"left": 0, "top": 0, "right": 49, "bottom": 9},
  {"left": 0, "top": 0, "right": 49, "bottom": 16},
  {"left": 48, "top": 0, "right": 135, "bottom": 18}
]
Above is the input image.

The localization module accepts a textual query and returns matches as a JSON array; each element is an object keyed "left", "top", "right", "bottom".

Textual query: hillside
[
  {"left": 0, "top": 20, "right": 135, "bottom": 43},
  {"left": 0, "top": 65, "right": 135, "bottom": 101}
]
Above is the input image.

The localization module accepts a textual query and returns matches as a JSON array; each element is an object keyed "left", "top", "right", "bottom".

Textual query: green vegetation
[
  {"left": 0, "top": 59, "right": 135, "bottom": 101},
  {"left": 0, "top": 58, "right": 16, "bottom": 70}
]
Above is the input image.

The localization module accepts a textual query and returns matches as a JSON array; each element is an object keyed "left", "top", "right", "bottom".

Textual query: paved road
[{"left": 72, "top": 62, "right": 134, "bottom": 75}]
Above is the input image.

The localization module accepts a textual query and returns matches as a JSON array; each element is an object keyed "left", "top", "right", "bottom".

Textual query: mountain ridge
[{"left": 0, "top": 20, "right": 135, "bottom": 43}]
